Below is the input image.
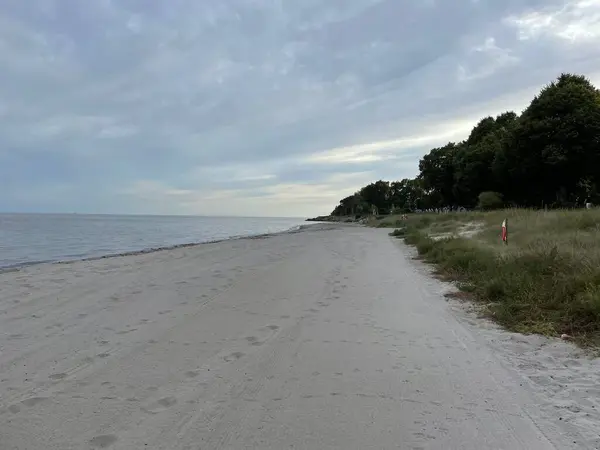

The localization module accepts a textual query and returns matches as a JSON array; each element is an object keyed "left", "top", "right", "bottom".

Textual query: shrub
[
  {"left": 398, "top": 208, "right": 600, "bottom": 345},
  {"left": 477, "top": 191, "right": 504, "bottom": 210}
]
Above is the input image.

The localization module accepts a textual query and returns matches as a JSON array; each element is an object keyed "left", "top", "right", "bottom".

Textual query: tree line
[{"left": 331, "top": 73, "right": 600, "bottom": 216}]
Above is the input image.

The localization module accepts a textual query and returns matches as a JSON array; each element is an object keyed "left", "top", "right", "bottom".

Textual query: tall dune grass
[{"left": 386, "top": 209, "right": 600, "bottom": 345}]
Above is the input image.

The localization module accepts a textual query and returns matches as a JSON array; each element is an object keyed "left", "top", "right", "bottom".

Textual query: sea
[{"left": 0, "top": 213, "right": 308, "bottom": 270}]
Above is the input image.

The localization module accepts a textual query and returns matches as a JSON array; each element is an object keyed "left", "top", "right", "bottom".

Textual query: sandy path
[{"left": 0, "top": 225, "right": 590, "bottom": 449}]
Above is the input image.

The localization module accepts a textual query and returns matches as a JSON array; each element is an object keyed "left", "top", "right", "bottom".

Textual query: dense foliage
[{"left": 330, "top": 74, "right": 600, "bottom": 216}]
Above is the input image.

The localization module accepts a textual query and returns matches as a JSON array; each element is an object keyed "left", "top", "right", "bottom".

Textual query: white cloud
[
  {"left": 305, "top": 120, "right": 475, "bottom": 165},
  {"left": 457, "top": 37, "right": 520, "bottom": 81},
  {"left": 506, "top": 0, "right": 600, "bottom": 42},
  {"left": 2, "top": 0, "right": 600, "bottom": 215},
  {"left": 119, "top": 171, "right": 375, "bottom": 217}
]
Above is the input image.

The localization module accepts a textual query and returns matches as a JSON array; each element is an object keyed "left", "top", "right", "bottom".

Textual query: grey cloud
[{"left": 1, "top": 0, "right": 600, "bottom": 215}]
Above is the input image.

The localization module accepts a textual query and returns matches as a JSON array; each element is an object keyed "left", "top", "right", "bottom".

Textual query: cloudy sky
[{"left": 1, "top": 0, "right": 600, "bottom": 217}]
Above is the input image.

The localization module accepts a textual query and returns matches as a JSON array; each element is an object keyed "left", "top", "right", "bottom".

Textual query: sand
[{"left": 0, "top": 224, "right": 597, "bottom": 449}]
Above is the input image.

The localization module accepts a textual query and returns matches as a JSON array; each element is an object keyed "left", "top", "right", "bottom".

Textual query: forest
[{"left": 330, "top": 73, "right": 600, "bottom": 216}]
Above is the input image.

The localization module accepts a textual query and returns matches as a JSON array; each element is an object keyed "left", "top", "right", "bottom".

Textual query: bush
[
  {"left": 376, "top": 221, "right": 396, "bottom": 228},
  {"left": 477, "top": 191, "right": 504, "bottom": 210},
  {"left": 389, "top": 208, "right": 600, "bottom": 344}
]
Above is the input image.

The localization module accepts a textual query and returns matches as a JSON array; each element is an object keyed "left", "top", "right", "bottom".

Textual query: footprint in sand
[
  {"left": 116, "top": 328, "right": 137, "bottom": 335},
  {"left": 49, "top": 373, "right": 67, "bottom": 380},
  {"left": 22, "top": 397, "right": 48, "bottom": 407},
  {"left": 9, "top": 334, "right": 25, "bottom": 339},
  {"left": 246, "top": 336, "right": 264, "bottom": 346},
  {"left": 143, "top": 396, "right": 178, "bottom": 414},
  {"left": 224, "top": 351, "right": 245, "bottom": 362},
  {"left": 90, "top": 434, "right": 118, "bottom": 448}
]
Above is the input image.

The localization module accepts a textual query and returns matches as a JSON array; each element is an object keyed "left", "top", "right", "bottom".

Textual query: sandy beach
[{"left": 1, "top": 224, "right": 597, "bottom": 449}]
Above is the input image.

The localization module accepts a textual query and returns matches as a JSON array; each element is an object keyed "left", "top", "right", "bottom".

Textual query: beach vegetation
[
  {"left": 324, "top": 72, "right": 600, "bottom": 344},
  {"left": 328, "top": 73, "right": 600, "bottom": 217},
  {"left": 388, "top": 209, "right": 600, "bottom": 345}
]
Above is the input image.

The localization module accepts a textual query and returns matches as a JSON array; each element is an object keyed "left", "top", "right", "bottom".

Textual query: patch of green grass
[
  {"left": 389, "top": 228, "right": 406, "bottom": 237},
  {"left": 377, "top": 219, "right": 405, "bottom": 228},
  {"left": 393, "top": 209, "right": 600, "bottom": 345},
  {"left": 429, "top": 221, "right": 461, "bottom": 233}
]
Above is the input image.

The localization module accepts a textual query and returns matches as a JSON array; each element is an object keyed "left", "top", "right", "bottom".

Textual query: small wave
[
  {"left": 0, "top": 215, "right": 307, "bottom": 271},
  {"left": 0, "top": 259, "right": 56, "bottom": 273}
]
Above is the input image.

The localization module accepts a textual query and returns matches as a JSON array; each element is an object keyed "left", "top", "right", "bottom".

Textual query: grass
[{"left": 380, "top": 209, "right": 600, "bottom": 346}]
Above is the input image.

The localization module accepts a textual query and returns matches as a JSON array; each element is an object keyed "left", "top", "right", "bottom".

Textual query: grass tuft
[{"left": 387, "top": 208, "right": 600, "bottom": 346}]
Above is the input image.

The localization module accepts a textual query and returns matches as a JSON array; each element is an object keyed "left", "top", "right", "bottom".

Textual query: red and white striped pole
[{"left": 501, "top": 218, "right": 508, "bottom": 245}]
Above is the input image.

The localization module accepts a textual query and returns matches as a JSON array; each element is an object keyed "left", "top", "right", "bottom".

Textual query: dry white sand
[{"left": 0, "top": 224, "right": 597, "bottom": 449}]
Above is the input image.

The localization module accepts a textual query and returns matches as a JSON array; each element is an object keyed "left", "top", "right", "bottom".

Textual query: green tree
[
  {"left": 359, "top": 180, "right": 391, "bottom": 214},
  {"left": 478, "top": 191, "right": 504, "bottom": 210},
  {"left": 389, "top": 178, "right": 426, "bottom": 212},
  {"left": 331, "top": 194, "right": 369, "bottom": 216},
  {"left": 502, "top": 73, "right": 600, "bottom": 206},
  {"left": 466, "top": 117, "right": 497, "bottom": 146},
  {"left": 419, "top": 143, "right": 458, "bottom": 207},
  {"left": 454, "top": 112, "right": 518, "bottom": 207},
  {"left": 326, "top": 74, "right": 600, "bottom": 215}
]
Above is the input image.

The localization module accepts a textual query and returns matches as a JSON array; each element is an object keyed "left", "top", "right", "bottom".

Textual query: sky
[{"left": 1, "top": 0, "right": 600, "bottom": 217}]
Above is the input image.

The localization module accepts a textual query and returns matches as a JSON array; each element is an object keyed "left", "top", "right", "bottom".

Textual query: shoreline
[
  {"left": 0, "top": 223, "right": 591, "bottom": 448},
  {"left": 0, "top": 222, "right": 331, "bottom": 274}
]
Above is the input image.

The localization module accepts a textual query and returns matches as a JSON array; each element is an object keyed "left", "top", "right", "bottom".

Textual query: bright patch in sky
[{"left": 2, "top": 0, "right": 600, "bottom": 216}]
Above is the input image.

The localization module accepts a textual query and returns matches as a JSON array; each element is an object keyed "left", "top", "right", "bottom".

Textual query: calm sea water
[{"left": 0, "top": 214, "right": 307, "bottom": 269}]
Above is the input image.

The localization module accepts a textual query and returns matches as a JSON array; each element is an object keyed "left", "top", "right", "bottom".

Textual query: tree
[
  {"left": 452, "top": 141, "right": 493, "bottom": 207},
  {"left": 389, "top": 178, "right": 426, "bottom": 212},
  {"left": 478, "top": 191, "right": 504, "bottom": 210},
  {"left": 466, "top": 117, "right": 497, "bottom": 146},
  {"left": 359, "top": 180, "right": 391, "bottom": 214},
  {"left": 419, "top": 143, "right": 458, "bottom": 207},
  {"left": 326, "top": 73, "right": 600, "bottom": 214},
  {"left": 503, "top": 73, "right": 600, "bottom": 206},
  {"left": 453, "top": 112, "right": 518, "bottom": 207},
  {"left": 331, "top": 194, "right": 369, "bottom": 216}
]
